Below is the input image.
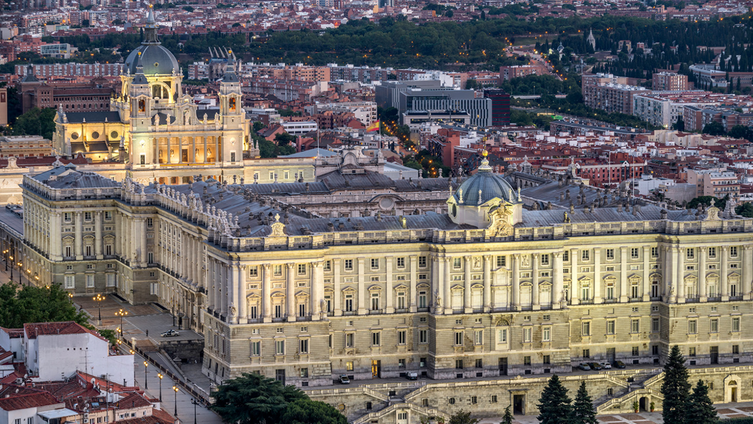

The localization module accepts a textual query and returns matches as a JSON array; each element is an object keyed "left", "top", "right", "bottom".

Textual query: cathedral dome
[
  {"left": 124, "top": 6, "right": 179, "bottom": 76},
  {"left": 125, "top": 45, "right": 179, "bottom": 76},
  {"left": 453, "top": 152, "right": 516, "bottom": 205}
]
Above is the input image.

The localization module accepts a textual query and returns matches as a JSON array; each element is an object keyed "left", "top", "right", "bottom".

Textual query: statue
[
  {"left": 153, "top": 114, "right": 160, "bottom": 126},
  {"left": 563, "top": 211, "right": 570, "bottom": 223},
  {"left": 488, "top": 203, "right": 514, "bottom": 237}
]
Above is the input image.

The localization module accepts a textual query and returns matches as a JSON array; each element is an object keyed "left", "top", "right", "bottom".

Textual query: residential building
[
  {"left": 582, "top": 73, "right": 648, "bottom": 114},
  {"left": 652, "top": 72, "right": 688, "bottom": 91}
]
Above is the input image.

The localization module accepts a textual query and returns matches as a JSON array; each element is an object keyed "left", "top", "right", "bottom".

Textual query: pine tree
[
  {"left": 537, "top": 374, "right": 572, "bottom": 424},
  {"left": 685, "top": 380, "right": 719, "bottom": 424},
  {"left": 501, "top": 406, "right": 513, "bottom": 424},
  {"left": 572, "top": 382, "right": 597, "bottom": 424},
  {"left": 661, "top": 345, "right": 691, "bottom": 424}
]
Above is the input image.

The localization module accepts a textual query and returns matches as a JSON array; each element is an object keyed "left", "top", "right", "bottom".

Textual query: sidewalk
[
  {"left": 476, "top": 402, "right": 753, "bottom": 423},
  {"left": 131, "top": 350, "right": 223, "bottom": 424}
]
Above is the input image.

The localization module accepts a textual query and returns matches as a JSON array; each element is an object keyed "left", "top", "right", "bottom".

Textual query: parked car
[
  {"left": 406, "top": 371, "right": 418, "bottom": 380},
  {"left": 588, "top": 362, "right": 603, "bottom": 370},
  {"left": 601, "top": 362, "right": 612, "bottom": 369},
  {"left": 577, "top": 363, "right": 591, "bottom": 371},
  {"left": 338, "top": 375, "right": 350, "bottom": 384},
  {"left": 160, "top": 329, "right": 180, "bottom": 337},
  {"left": 613, "top": 361, "right": 626, "bottom": 369}
]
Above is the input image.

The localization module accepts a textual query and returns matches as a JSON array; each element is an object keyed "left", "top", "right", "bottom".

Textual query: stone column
[
  {"left": 744, "top": 245, "right": 752, "bottom": 300},
  {"left": 594, "top": 248, "right": 602, "bottom": 303},
  {"left": 191, "top": 137, "right": 196, "bottom": 164},
  {"left": 215, "top": 136, "right": 220, "bottom": 164},
  {"left": 386, "top": 256, "right": 394, "bottom": 314},
  {"left": 721, "top": 247, "right": 729, "bottom": 301},
  {"left": 619, "top": 247, "right": 628, "bottom": 303},
  {"left": 483, "top": 255, "right": 491, "bottom": 312},
  {"left": 229, "top": 262, "right": 238, "bottom": 323},
  {"left": 141, "top": 220, "right": 148, "bottom": 265},
  {"left": 204, "top": 137, "right": 208, "bottom": 164},
  {"left": 532, "top": 253, "right": 540, "bottom": 310},
  {"left": 262, "top": 264, "right": 272, "bottom": 322},
  {"left": 433, "top": 255, "right": 444, "bottom": 314},
  {"left": 357, "top": 258, "right": 366, "bottom": 315},
  {"left": 512, "top": 254, "right": 520, "bottom": 311},
  {"left": 286, "top": 263, "right": 296, "bottom": 322},
  {"left": 464, "top": 256, "right": 472, "bottom": 313},
  {"left": 50, "top": 213, "right": 61, "bottom": 260},
  {"left": 74, "top": 212, "right": 82, "bottom": 259},
  {"left": 333, "top": 259, "right": 342, "bottom": 316},
  {"left": 166, "top": 137, "right": 171, "bottom": 164},
  {"left": 677, "top": 248, "right": 685, "bottom": 303},
  {"left": 699, "top": 247, "right": 707, "bottom": 302},
  {"left": 570, "top": 249, "right": 579, "bottom": 305},
  {"left": 667, "top": 247, "right": 676, "bottom": 303},
  {"left": 312, "top": 261, "right": 323, "bottom": 320},
  {"left": 238, "top": 265, "right": 247, "bottom": 323},
  {"left": 410, "top": 256, "right": 418, "bottom": 312},
  {"left": 553, "top": 252, "right": 563, "bottom": 309},
  {"left": 443, "top": 257, "right": 451, "bottom": 314}
]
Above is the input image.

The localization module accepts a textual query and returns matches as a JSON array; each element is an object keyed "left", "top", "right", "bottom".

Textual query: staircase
[{"left": 596, "top": 369, "right": 664, "bottom": 414}]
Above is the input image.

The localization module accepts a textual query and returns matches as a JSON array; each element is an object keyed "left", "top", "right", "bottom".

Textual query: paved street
[
  {"left": 74, "top": 294, "right": 223, "bottom": 423},
  {"left": 475, "top": 403, "right": 753, "bottom": 423},
  {"left": 131, "top": 350, "right": 223, "bottom": 424}
]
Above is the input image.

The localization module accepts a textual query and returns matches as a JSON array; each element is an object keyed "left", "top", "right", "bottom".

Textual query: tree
[
  {"left": 685, "top": 380, "right": 718, "bottom": 424},
  {"left": 280, "top": 399, "right": 347, "bottom": 424},
  {"left": 736, "top": 202, "right": 753, "bottom": 218},
  {"left": 672, "top": 117, "right": 685, "bottom": 131},
  {"left": 537, "top": 375, "right": 572, "bottom": 424},
  {"left": 686, "top": 195, "right": 727, "bottom": 211},
  {"left": 448, "top": 410, "right": 479, "bottom": 424},
  {"left": 274, "top": 132, "right": 297, "bottom": 147},
  {"left": 572, "top": 382, "right": 597, "bottom": 424},
  {"left": 0, "top": 283, "right": 89, "bottom": 328},
  {"left": 728, "top": 124, "right": 750, "bottom": 140},
  {"left": 702, "top": 121, "right": 725, "bottom": 136},
  {"left": 501, "top": 406, "right": 513, "bottom": 424},
  {"left": 211, "top": 373, "right": 307, "bottom": 424},
  {"left": 253, "top": 121, "right": 265, "bottom": 132},
  {"left": 11, "top": 107, "right": 57, "bottom": 140},
  {"left": 661, "top": 345, "right": 691, "bottom": 424},
  {"left": 183, "top": 5, "right": 194, "bottom": 11}
]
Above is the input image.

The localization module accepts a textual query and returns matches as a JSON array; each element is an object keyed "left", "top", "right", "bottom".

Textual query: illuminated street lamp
[
  {"left": 93, "top": 294, "right": 105, "bottom": 321},
  {"left": 143, "top": 361, "right": 148, "bottom": 389},
  {"left": 115, "top": 309, "right": 128, "bottom": 338},
  {"left": 157, "top": 373, "right": 164, "bottom": 401},
  {"left": 173, "top": 386, "right": 179, "bottom": 417}
]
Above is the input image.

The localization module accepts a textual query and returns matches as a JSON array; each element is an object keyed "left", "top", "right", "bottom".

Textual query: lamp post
[
  {"left": 191, "top": 398, "right": 199, "bottom": 424},
  {"left": 143, "top": 361, "right": 148, "bottom": 389},
  {"left": 9, "top": 255, "right": 13, "bottom": 281},
  {"left": 115, "top": 309, "right": 128, "bottom": 339},
  {"left": 93, "top": 294, "right": 104, "bottom": 322},
  {"left": 173, "top": 386, "right": 179, "bottom": 418},
  {"left": 157, "top": 373, "right": 163, "bottom": 401}
]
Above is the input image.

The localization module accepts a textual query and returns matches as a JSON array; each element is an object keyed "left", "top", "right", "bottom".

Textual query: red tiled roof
[
  {"left": 23, "top": 321, "right": 104, "bottom": 342},
  {"left": 0, "top": 391, "right": 61, "bottom": 411},
  {"left": 117, "top": 392, "right": 152, "bottom": 409}
]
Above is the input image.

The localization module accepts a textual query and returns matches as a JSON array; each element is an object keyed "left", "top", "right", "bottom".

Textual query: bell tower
[{"left": 218, "top": 53, "right": 246, "bottom": 163}]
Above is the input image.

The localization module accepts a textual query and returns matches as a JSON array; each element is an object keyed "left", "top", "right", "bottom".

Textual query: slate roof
[
  {"left": 65, "top": 111, "right": 122, "bottom": 124},
  {"left": 31, "top": 166, "right": 121, "bottom": 190}
]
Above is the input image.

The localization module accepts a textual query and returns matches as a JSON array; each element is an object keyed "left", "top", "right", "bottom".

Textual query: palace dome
[{"left": 453, "top": 152, "right": 517, "bottom": 205}]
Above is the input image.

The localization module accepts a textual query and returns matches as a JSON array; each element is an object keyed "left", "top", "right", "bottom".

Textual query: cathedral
[{"left": 51, "top": 6, "right": 254, "bottom": 185}]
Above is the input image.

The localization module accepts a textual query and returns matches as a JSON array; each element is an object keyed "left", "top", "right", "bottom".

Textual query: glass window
[
  {"left": 542, "top": 327, "right": 551, "bottom": 342},
  {"left": 607, "top": 320, "right": 615, "bottom": 335},
  {"left": 688, "top": 320, "right": 697, "bottom": 334},
  {"left": 582, "top": 321, "right": 591, "bottom": 336},
  {"left": 631, "top": 319, "right": 640, "bottom": 333}
]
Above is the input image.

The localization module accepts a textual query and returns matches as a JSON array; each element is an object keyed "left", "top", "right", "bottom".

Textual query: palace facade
[{"left": 15, "top": 154, "right": 753, "bottom": 402}]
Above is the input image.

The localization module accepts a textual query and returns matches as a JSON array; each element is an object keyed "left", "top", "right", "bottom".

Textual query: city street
[{"left": 131, "top": 350, "right": 223, "bottom": 424}]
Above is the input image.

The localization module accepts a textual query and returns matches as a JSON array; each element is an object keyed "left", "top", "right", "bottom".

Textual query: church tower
[
  {"left": 587, "top": 28, "right": 596, "bottom": 51},
  {"left": 218, "top": 53, "right": 246, "bottom": 163}
]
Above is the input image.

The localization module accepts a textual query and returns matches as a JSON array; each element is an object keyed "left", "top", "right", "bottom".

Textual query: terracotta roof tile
[{"left": 0, "top": 391, "right": 61, "bottom": 411}]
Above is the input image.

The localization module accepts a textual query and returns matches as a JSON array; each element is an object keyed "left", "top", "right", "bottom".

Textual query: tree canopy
[
  {"left": 211, "top": 373, "right": 309, "bottom": 424},
  {"left": 0, "top": 283, "right": 89, "bottom": 328},
  {"left": 572, "top": 382, "right": 597, "bottom": 424},
  {"left": 661, "top": 345, "right": 691, "bottom": 424},
  {"left": 11, "top": 107, "right": 57, "bottom": 140},
  {"left": 280, "top": 399, "right": 347, "bottom": 424},
  {"left": 735, "top": 202, "right": 753, "bottom": 218},
  {"left": 685, "top": 380, "right": 719, "bottom": 424},
  {"left": 538, "top": 374, "right": 573, "bottom": 424}
]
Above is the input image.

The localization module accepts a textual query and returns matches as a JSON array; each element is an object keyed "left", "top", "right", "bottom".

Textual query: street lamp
[
  {"left": 157, "top": 373, "right": 163, "bottom": 401},
  {"left": 173, "top": 386, "right": 179, "bottom": 418},
  {"left": 191, "top": 398, "right": 199, "bottom": 424},
  {"left": 93, "top": 294, "right": 105, "bottom": 322},
  {"left": 143, "top": 361, "right": 148, "bottom": 390},
  {"left": 115, "top": 309, "right": 128, "bottom": 338}
]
